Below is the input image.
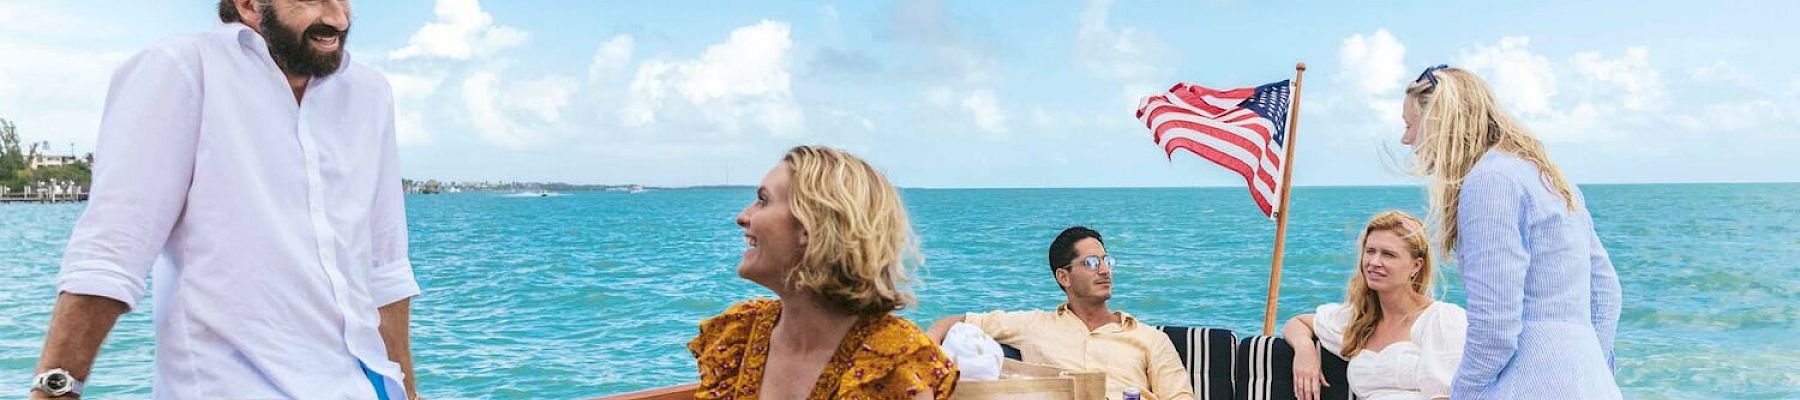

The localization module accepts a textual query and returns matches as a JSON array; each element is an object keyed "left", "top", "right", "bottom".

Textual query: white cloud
[
  {"left": 920, "top": 47, "right": 996, "bottom": 87},
  {"left": 623, "top": 20, "right": 804, "bottom": 136},
  {"left": 822, "top": 109, "right": 877, "bottom": 134},
  {"left": 1340, "top": 29, "right": 1408, "bottom": 96},
  {"left": 0, "top": 45, "right": 127, "bottom": 139},
  {"left": 1456, "top": 37, "right": 1558, "bottom": 115},
  {"left": 1527, "top": 102, "right": 1609, "bottom": 142},
  {"left": 671, "top": 22, "right": 790, "bottom": 105},
  {"left": 1676, "top": 100, "right": 1788, "bottom": 133},
  {"left": 1442, "top": 40, "right": 1684, "bottom": 143},
  {"left": 1328, "top": 28, "right": 1407, "bottom": 142},
  {"left": 1031, "top": 107, "right": 1055, "bottom": 129},
  {"left": 0, "top": 6, "right": 129, "bottom": 151},
  {"left": 1456, "top": 37, "right": 1636, "bottom": 142},
  {"left": 385, "top": 72, "right": 446, "bottom": 146},
  {"left": 961, "top": 89, "right": 1008, "bottom": 135},
  {"left": 1076, "top": 0, "right": 1170, "bottom": 91},
  {"left": 511, "top": 77, "right": 578, "bottom": 123},
  {"left": 461, "top": 72, "right": 576, "bottom": 149},
  {"left": 376, "top": 0, "right": 540, "bottom": 149},
  {"left": 887, "top": 1, "right": 1016, "bottom": 139},
  {"left": 1338, "top": 29, "right": 1408, "bottom": 124},
  {"left": 1532, "top": 46, "right": 1669, "bottom": 142},
  {"left": 0, "top": 1, "right": 79, "bottom": 35},
  {"left": 1691, "top": 60, "right": 1748, "bottom": 86},
  {"left": 619, "top": 60, "right": 672, "bottom": 127},
  {"left": 461, "top": 72, "right": 516, "bottom": 148},
  {"left": 587, "top": 35, "right": 634, "bottom": 83},
  {"left": 1572, "top": 47, "right": 1662, "bottom": 111},
  {"left": 891, "top": 0, "right": 992, "bottom": 86},
  {"left": 387, "top": 0, "right": 529, "bottom": 61},
  {"left": 919, "top": 86, "right": 1013, "bottom": 138},
  {"left": 1670, "top": 71, "right": 1797, "bottom": 139},
  {"left": 924, "top": 87, "right": 956, "bottom": 108},
  {"left": 378, "top": 0, "right": 601, "bottom": 150}
]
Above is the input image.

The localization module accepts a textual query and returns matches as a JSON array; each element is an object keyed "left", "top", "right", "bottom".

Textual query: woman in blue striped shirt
[{"left": 1401, "top": 65, "right": 1623, "bottom": 399}]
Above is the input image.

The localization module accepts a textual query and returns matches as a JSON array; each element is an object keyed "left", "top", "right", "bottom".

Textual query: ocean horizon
[{"left": 3, "top": 183, "right": 1796, "bottom": 399}]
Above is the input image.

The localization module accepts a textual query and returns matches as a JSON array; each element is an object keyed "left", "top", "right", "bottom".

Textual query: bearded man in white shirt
[{"left": 30, "top": 1, "right": 419, "bottom": 399}]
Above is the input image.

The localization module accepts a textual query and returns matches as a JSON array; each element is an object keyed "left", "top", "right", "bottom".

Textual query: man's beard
[{"left": 261, "top": 11, "right": 349, "bottom": 77}]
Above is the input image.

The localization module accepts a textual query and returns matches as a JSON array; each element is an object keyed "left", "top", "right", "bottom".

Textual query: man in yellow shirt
[{"left": 927, "top": 226, "right": 1194, "bottom": 400}]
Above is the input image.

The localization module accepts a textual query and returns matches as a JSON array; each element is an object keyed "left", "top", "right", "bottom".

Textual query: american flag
[{"left": 1136, "top": 80, "right": 1292, "bottom": 218}]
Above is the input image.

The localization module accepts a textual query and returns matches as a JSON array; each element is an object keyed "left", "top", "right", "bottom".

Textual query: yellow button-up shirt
[{"left": 965, "top": 304, "right": 1195, "bottom": 400}]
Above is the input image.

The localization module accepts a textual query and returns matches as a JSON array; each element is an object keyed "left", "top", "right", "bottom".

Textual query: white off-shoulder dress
[{"left": 1313, "top": 301, "right": 1468, "bottom": 400}]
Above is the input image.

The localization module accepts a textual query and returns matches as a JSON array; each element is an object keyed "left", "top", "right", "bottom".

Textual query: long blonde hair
[
  {"left": 781, "top": 146, "right": 922, "bottom": 315},
  {"left": 1340, "top": 211, "right": 1433, "bottom": 358},
  {"left": 1407, "top": 67, "right": 1576, "bottom": 254}
]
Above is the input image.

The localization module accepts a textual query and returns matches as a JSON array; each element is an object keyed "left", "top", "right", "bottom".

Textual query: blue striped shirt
[{"left": 1450, "top": 151, "right": 1623, "bottom": 400}]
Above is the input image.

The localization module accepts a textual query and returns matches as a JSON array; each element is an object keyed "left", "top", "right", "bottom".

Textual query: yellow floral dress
[{"left": 689, "top": 299, "right": 959, "bottom": 399}]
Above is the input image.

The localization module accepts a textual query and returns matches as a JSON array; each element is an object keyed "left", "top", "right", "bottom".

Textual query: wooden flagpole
[{"left": 1262, "top": 62, "right": 1306, "bottom": 335}]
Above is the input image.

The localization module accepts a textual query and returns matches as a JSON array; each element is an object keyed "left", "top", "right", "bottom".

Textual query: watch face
[
  {"left": 37, "top": 370, "right": 74, "bottom": 395},
  {"left": 46, "top": 373, "right": 68, "bottom": 389}
]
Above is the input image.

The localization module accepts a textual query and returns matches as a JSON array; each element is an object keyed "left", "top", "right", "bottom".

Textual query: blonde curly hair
[{"left": 781, "top": 146, "right": 922, "bottom": 315}]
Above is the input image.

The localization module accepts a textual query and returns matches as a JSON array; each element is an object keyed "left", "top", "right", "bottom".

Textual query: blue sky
[{"left": 1, "top": 1, "right": 1796, "bottom": 188}]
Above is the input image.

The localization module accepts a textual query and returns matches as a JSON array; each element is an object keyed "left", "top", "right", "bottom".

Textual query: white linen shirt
[{"left": 56, "top": 23, "right": 418, "bottom": 400}]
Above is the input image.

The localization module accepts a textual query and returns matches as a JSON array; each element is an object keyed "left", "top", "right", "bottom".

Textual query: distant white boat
[
  {"left": 504, "top": 189, "right": 564, "bottom": 198},
  {"left": 629, "top": 187, "right": 648, "bottom": 194}
]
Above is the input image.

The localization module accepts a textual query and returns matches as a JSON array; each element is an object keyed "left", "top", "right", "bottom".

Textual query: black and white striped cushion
[
  {"left": 1320, "top": 343, "right": 1353, "bottom": 400},
  {"left": 1233, "top": 335, "right": 1355, "bottom": 400},
  {"left": 1158, "top": 326, "right": 1238, "bottom": 400}
]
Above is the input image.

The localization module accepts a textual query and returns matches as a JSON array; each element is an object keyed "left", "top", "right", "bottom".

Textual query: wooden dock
[{"left": 0, "top": 194, "right": 87, "bottom": 203}]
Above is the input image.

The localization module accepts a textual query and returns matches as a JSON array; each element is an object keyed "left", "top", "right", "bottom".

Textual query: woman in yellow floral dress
[{"left": 690, "top": 146, "right": 958, "bottom": 399}]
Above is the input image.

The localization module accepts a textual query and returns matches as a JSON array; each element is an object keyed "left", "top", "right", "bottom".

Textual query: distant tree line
[{"left": 0, "top": 118, "right": 93, "bottom": 192}]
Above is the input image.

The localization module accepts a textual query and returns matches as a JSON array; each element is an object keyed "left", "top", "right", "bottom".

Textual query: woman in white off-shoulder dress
[{"left": 1283, "top": 211, "right": 1468, "bottom": 400}]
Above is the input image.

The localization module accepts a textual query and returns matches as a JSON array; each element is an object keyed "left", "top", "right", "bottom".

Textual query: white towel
[{"left": 942, "top": 322, "right": 1004, "bottom": 381}]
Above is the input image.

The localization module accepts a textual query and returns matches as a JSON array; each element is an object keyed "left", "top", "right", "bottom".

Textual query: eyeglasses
[
  {"left": 1415, "top": 64, "right": 1449, "bottom": 90},
  {"left": 1060, "top": 255, "right": 1116, "bottom": 272}
]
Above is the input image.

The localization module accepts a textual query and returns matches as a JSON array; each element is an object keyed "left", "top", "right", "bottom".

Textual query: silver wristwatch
[{"left": 32, "top": 368, "right": 84, "bottom": 397}]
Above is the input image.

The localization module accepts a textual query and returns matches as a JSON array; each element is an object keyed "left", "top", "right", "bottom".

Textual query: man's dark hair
[
  {"left": 219, "top": 1, "right": 243, "bottom": 23},
  {"left": 1048, "top": 226, "right": 1103, "bottom": 291}
]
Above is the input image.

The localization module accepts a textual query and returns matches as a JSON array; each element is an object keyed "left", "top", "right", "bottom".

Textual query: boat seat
[{"left": 994, "top": 327, "right": 1354, "bottom": 400}]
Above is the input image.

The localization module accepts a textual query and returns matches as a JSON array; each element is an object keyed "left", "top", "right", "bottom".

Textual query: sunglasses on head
[{"left": 1415, "top": 64, "right": 1449, "bottom": 90}]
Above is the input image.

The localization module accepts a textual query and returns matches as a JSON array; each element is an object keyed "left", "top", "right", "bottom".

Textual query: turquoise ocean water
[{"left": 2, "top": 185, "right": 1797, "bottom": 399}]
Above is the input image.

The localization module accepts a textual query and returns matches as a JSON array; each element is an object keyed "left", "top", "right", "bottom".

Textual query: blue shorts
[{"left": 361, "top": 363, "right": 392, "bottom": 400}]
